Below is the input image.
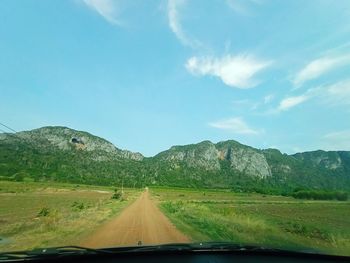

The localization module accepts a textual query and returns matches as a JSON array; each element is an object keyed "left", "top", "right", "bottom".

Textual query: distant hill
[
  {"left": 15, "top": 126, "right": 144, "bottom": 161},
  {"left": 1, "top": 126, "right": 349, "bottom": 193},
  {"left": 0, "top": 126, "right": 145, "bottom": 186}
]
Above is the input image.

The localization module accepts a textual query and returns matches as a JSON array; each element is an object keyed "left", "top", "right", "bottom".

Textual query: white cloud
[
  {"left": 293, "top": 54, "right": 350, "bottom": 88},
  {"left": 322, "top": 130, "right": 350, "bottom": 150},
  {"left": 186, "top": 54, "right": 271, "bottom": 89},
  {"left": 325, "top": 80, "right": 350, "bottom": 105},
  {"left": 227, "top": 0, "right": 248, "bottom": 15},
  {"left": 209, "top": 117, "right": 259, "bottom": 135},
  {"left": 226, "top": 0, "right": 262, "bottom": 15},
  {"left": 263, "top": 94, "right": 274, "bottom": 104},
  {"left": 167, "top": 0, "right": 200, "bottom": 48},
  {"left": 82, "top": 0, "right": 120, "bottom": 25},
  {"left": 277, "top": 95, "right": 309, "bottom": 111},
  {"left": 275, "top": 79, "right": 350, "bottom": 113},
  {"left": 232, "top": 99, "right": 259, "bottom": 111},
  {"left": 267, "top": 79, "right": 350, "bottom": 114}
]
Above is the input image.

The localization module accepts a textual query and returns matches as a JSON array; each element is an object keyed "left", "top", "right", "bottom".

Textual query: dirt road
[{"left": 81, "top": 190, "right": 189, "bottom": 248}]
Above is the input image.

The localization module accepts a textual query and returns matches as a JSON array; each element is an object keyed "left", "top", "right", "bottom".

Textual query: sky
[{"left": 1, "top": 0, "right": 350, "bottom": 157}]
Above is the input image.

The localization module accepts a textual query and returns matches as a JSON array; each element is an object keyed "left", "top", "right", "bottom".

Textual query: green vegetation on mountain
[{"left": 1, "top": 126, "right": 349, "bottom": 195}]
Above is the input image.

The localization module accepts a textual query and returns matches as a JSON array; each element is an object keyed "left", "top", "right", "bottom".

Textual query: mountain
[
  {"left": 154, "top": 140, "right": 271, "bottom": 178},
  {"left": 0, "top": 126, "right": 145, "bottom": 186},
  {"left": 151, "top": 140, "right": 350, "bottom": 191},
  {"left": 15, "top": 126, "right": 143, "bottom": 161},
  {"left": 293, "top": 150, "right": 350, "bottom": 171},
  {"left": 1, "top": 126, "right": 350, "bottom": 192}
]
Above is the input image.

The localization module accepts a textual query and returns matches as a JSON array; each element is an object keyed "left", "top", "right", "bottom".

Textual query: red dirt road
[{"left": 81, "top": 190, "right": 189, "bottom": 248}]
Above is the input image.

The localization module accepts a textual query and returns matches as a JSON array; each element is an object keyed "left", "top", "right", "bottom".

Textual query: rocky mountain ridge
[
  {"left": 13, "top": 126, "right": 143, "bottom": 161},
  {"left": 155, "top": 140, "right": 272, "bottom": 178},
  {"left": 1, "top": 126, "right": 349, "bottom": 191}
]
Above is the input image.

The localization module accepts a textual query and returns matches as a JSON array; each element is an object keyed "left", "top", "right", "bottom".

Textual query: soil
[{"left": 80, "top": 190, "right": 189, "bottom": 248}]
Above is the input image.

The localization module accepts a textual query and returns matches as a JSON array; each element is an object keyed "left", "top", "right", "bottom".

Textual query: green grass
[
  {"left": 151, "top": 187, "right": 350, "bottom": 256},
  {"left": 0, "top": 181, "right": 141, "bottom": 252}
]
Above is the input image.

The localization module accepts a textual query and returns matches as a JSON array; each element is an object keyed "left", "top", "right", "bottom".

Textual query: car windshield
[{"left": 1, "top": 0, "right": 350, "bottom": 258}]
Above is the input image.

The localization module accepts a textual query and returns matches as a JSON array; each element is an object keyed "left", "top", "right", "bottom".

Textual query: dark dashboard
[{"left": 1, "top": 246, "right": 349, "bottom": 263}]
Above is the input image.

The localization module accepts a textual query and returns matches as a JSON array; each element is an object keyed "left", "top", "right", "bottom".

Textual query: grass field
[
  {"left": 0, "top": 181, "right": 141, "bottom": 252},
  {"left": 1, "top": 182, "right": 350, "bottom": 256},
  {"left": 151, "top": 187, "right": 350, "bottom": 256}
]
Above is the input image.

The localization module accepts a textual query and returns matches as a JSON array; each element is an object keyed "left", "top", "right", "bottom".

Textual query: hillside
[
  {"left": 151, "top": 140, "right": 350, "bottom": 191},
  {"left": 0, "top": 126, "right": 146, "bottom": 186},
  {"left": 0, "top": 126, "right": 349, "bottom": 192}
]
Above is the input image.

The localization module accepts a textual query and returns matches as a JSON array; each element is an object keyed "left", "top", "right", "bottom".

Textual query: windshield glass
[{"left": 1, "top": 0, "right": 350, "bottom": 257}]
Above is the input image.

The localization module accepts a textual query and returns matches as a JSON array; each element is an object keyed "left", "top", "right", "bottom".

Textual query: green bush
[
  {"left": 111, "top": 188, "right": 123, "bottom": 200},
  {"left": 292, "top": 190, "right": 348, "bottom": 201},
  {"left": 162, "top": 201, "right": 183, "bottom": 214},
  {"left": 37, "top": 207, "right": 50, "bottom": 217},
  {"left": 71, "top": 201, "right": 85, "bottom": 210},
  {"left": 281, "top": 221, "right": 331, "bottom": 241}
]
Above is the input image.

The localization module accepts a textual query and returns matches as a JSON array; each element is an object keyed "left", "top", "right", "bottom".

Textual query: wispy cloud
[
  {"left": 322, "top": 130, "right": 350, "bottom": 150},
  {"left": 232, "top": 94, "right": 273, "bottom": 112},
  {"left": 277, "top": 95, "right": 309, "bottom": 111},
  {"left": 82, "top": 0, "right": 121, "bottom": 25},
  {"left": 325, "top": 80, "right": 350, "bottom": 106},
  {"left": 272, "top": 79, "right": 350, "bottom": 113},
  {"left": 293, "top": 54, "right": 350, "bottom": 88},
  {"left": 263, "top": 94, "right": 274, "bottom": 104},
  {"left": 209, "top": 117, "right": 259, "bottom": 135},
  {"left": 167, "top": 0, "right": 200, "bottom": 48},
  {"left": 185, "top": 54, "right": 271, "bottom": 89},
  {"left": 226, "top": 0, "right": 262, "bottom": 16},
  {"left": 232, "top": 99, "right": 258, "bottom": 110}
]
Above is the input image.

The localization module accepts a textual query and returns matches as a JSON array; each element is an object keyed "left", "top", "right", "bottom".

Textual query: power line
[
  {"left": 0, "top": 122, "right": 17, "bottom": 133},
  {"left": 0, "top": 127, "right": 22, "bottom": 141},
  {"left": 0, "top": 122, "right": 41, "bottom": 155},
  {"left": 0, "top": 122, "right": 20, "bottom": 140},
  {"left": 0, "top": 128, "right": 10, "bottom": 134},
  {"left": 0, "top": 122, "right": 35, "bottom": 148}
]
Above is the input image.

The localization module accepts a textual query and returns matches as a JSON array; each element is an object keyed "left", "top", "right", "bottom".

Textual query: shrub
[
  {"left": 72, "top": 201, "right": 85, "bottom": 210},
  {"left": 13, "top": 173, "right": 25, "bottom": 182},
  {"left": 111, "top": 188, "right": 123, "bottom": 200},
  {"left": 281, "top": 221, "right": 331, "bottom": 241},
  {"left": 292, "top": 190, "right": 348, "bottom": 201},
  {"left": 163, "top": 201, "right": 183, "bottom": 214},
  {"left": 37, "top": 207, "right": 50, "bottom": 217}
]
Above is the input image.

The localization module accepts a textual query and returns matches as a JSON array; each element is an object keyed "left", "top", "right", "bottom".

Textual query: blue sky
[{"left": 1, "top": 0, "right": 350, "bottom": 156}]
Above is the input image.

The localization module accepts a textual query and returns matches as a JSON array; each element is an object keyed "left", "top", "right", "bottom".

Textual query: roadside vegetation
[
  {"left": 152, "top": 187, "right": 350, "bottom": 256},
  {"left": 0, "top": 181, "right": 141, "bottom": 252},
  {"left": 1, "top": 181, "right": 349, "bottom": 256},
  {"left": 291, "top": 190, "right": 348, "bottom": 201}
]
